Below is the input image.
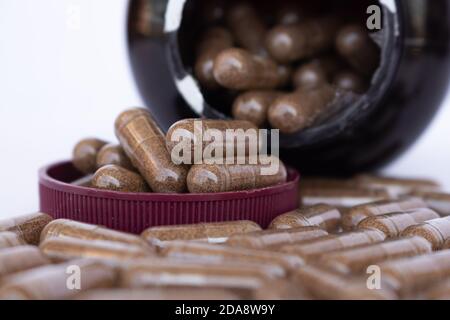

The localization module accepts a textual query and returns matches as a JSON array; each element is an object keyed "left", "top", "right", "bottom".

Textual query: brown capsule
[
  {"left": 333, "top": 71, "right": 368, "bottom": 94},
  {"left": 0, "top": 259, "right": 116, "bottom": 300},
  {"left": 292, "top": 62, "right": 329, "bottom": 90},
  {"left": 336, "top": 24, "right": 380, "bottom": 77},
  {"left": 423, "top": 280, "right": 450, "bottom": 300},
  {"left": 141, "top": 220, "right": 261, "bottom": 245},
  {"left": 0, "top": 212, "right": 53, "bottom": 245},
  {"left": 195, "top": 27, "right": 234, "bottom": 89},
  {"left": 268, "top": 85, "right": 336, "bottom": 134},
  {"left": 92, "top": 165, "right": 149, "bottom": 193},
  {"left": 96, "top": 144, "right": 135, "bottom": 171},
  {"left": 226, "top": 226, "right": 328, "bottom": 250},
  {"left": 0, "top": 246, "right": 50, "bottom": 279},
  {"left": 187, "top": 158, "right": 288, "bottom": 193},
  {"left": 320, "top": 236, "right": 432, "bottom": 274},
  {"left": 71, "top": 175, "right": 93, "bottom": 187},
  {"left": 213, "top": 48, "right": 291, "bottom": 90},
  {"left": 166, "top": 118, "right": 258, "bottom": 164},
  {"left": 280, "top": 229, "right": 386, "bottom": 261},
  {"left": 402, "top": 217, "right": 450, "bottom": 250},
  {"left": 39, "top": 237, "right": 152, "bottom": 262},
  {"left": 357, "top": 208, "right": 440, "bottom": 238},
  {"left": 265, "top": 17, "right": 341, "bottom": 63},
  {"left": 73, "top": 138, "right": 108, "bottom": 174},
  {"left": 0, "top": 232, "right": 25, "bottom": 250},
  {"left": 226, "top": 3, "right": 267, "bottom": 55},
  {"left": 342, "top": 197, "right": 428, "bottom": 231},
  {"left": 269, "top": 204, "right": 341, "bottom": 232},
  {"left": 379, "top": 250, "right": 450, "bottom": 297},
  {"left": 115, "top": 108, "right": 188, "bottom": 193},
  {"left": 232, "top": 91, "right": 283, "bottom": 127},
  {"left": 41, "top": 219, "right": 149, "bottom": 247},
  {"left": 410, "top": 191, "right": 450, "bottom": 216}
]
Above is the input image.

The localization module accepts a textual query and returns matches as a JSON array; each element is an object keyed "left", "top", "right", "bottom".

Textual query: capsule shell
[
  {"left": 357, "top": 209, "right": 440, "bottom": 238},
  {"left": 96, "top": 144, "right": 135, "bottom": 171},
  {"left": 0, "top": 246, "right": 50, "bottom": 279},
  {"left": 0, "top": 232, "right": 25, "bottom": 249},
  {"left": 187, "top": 158, "right": 288, "bottom": 193},
  {"left": 141, "top": 220, "right": 261, "bottom": 244},
  {"left": 342, "top": 197, "right": 428, "bottom": 231},
  {"left": 232, "top": 91, "right": 283, "bottom": 127},
  {"left": 0, "top": 212, "right": 53, "bottom": 245},
  {"left": 319, "top": 236, "right": 432, "bottom": 274},
  {"left": 410, "top": 191, "right": 450, "bottom": 216},
  {"left": 401, "top": 217, "right": 450, "bottom": 250},
  {"left": 0, "top": 260, "right": 117, "bottom": 300},
  {"left": 115, "top": 108, "right": 188, "bottom": 193},
  {"left": 226, "top": 226, "right": 328, "bottom": 250},
  {"left": 73, "top": 138, "right": 108, "bottom": 174},
  {"left": 92, "top": 165, "right": 150, "bottom": 193},
  {"left": 269, "top": 204, "right": 341, "bottom": 232},
  {"left": 292, "top": 62, "right": 329, "bottom": 90}
]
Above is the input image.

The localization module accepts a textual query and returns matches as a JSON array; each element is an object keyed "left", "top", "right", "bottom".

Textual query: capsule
[
  {"left": 357, "top": 209, "right": 440, "bottom": 238},
  {"left": 342, "top": 197, "right": 428, "bottom": 231},
  {"left": 269, "top": 204, "right": 341, "bottom": 232},
  {"left": 141, "top": 220, "right": 261, "bottom": 245},
  {"left": 71, "top": 175, "right": 93, "bottom": 187},
  {"left": 336, "top": 24, "right": 380, "bottom": 77},
  {"left": 319, "top": 236, "right": 432, "bottom": 274},
  {"left": 226, "top": 226, "right": 328, "bottom": 250},
  {"left": 213, "top": 48, "right": 291, "bottom": 91},
  {"left": 39, "top": 237, "right": 152, "bottom": 262},
  {"left": 0, "top": 259, "right": 116, "bottom": 300},
  {"left": 226, "top": 3, "right": 267, "bottom": 55},
  {"left": 166, "top": 118, "right": 258, "bottom": 164},
  {"left": 187, "top": 158, "right": 288, "bottom": 193},
  {"left": 92, "top": 165, "right": 150, "bottom": 193},
  {"left": 410, "top": 191, "right": 450, "bottom": 216},
  {"left": 115, "top": 108, "right": 188, "bottom": 193},
  {"left": 402, "top": 217, "right": 450, "bottom": 250},
  {"left": 0, "top": 246, "right": 50, "bottom": 279},
  {"left": 265, "top": 17, "right": 341, "bottom": 63},
  {"left": 232, "top": 91, "right": 283, "bottom": 127},
  {"left": 252, "top": 279, "right": 311, "bottom": 300},
  {"left": 292, "top": 62, "right": 329, "bottom": 90},
  {"left": 195, "top": 27, "right": 234, "bottom": 89},
  {"left": 268, "top": 85, "right": 336, "bottom": 134},
  {"left": 379, "top": 250, "right": 450, "bottom": 297},
  {"left": 0, "top": 232, "right": 25, "bottom": 249},
  {"left": 280, "top": 229, "right": 386, "bottom": 261},
  {"left": 73, "top": 138, "right": 108, "bottom": 174},
  {"left": 96, "top": 144, "right": 135, "bottom": 171},
  {"left": 333, "top": 71, "right": 367, "bottom": 94},
  {"left": 0, "top": 212, "right": 53, "bottom": 245},
  {"left": 41, "top": 219, "right": 150, "bottom": 247}
]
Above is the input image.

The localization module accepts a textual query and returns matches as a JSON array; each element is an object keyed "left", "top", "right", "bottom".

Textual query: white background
[{"left": 0, "top": 0, "right": 449, "bottom": 219}]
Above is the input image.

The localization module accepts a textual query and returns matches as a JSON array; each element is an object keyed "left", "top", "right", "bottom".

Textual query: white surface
[{"left": 0, "top": 0, "right": 450, "bottom": 218}]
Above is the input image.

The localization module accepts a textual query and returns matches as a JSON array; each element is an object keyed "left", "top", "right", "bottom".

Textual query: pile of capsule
[
  {"left": 189, "top": 0, "right": 380, "bottom": 134},
  {"left": 73, "top": 108, "right": 287, "bottom": 194},
  {"left": 1, "top": 175, "right": 450, "bottom": 300}
]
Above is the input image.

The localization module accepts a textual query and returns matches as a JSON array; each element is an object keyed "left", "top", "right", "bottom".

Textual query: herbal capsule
[
  {"left": 96, "top": 144, "right": 135, "bottom": 171},
  {"left": 92, "top": 165, "right": 150, "bottom": 193},
  {"left": 268, "top": 85, "right": 336, "bottom": 134},
  {"left": 0, "top": 212, "right": 53, "bottom": 245},
  {"left": 232, "top": 91, "right": 282, "bottom": 127},
  {"left": 0, "top": 232, "right": 25, "bottom": 249},
  {"left": 226, "top": 226, "right": 328, "bottom": 250},
  {"left": 159, "top": 241, "right": 304, "bottom": 272},
  {"left": 39, "top": 237, "right": 152, "bottom": 262},
  {"left": 333, "top": 71, "right": 367, "bottom": 94},
  {"left": 379, "top": 250, "right": 450, "bottom": 297},
  {"left": 342, "top": 197, "right": 428, "bottom": 231},
  {"left": 141, "top": 220, "right": 261, "bottom": 245},
  {"left": 410, "top": 191, "right": 450, "bottom": 216},
  {"left": 336, "top": 24, "right": 380, "bottom": 77},
  {"left": 187, "top": 158, "right": 288, "bottom": 193},
  {"left": 357, "top": 209, "right": 440, "bottom": 238},
  {"left": 214, "top": 48, "right": 291, "bottom": 90},
  {"left": 41, "top": 219, "right": 149, "bottom": 247},
  {"left": 319, "top": 236, "right": 432, "bottom": 274},
  {"left": 0, "top": 246, "right": 50, "bottom": 279},
  {"left": 195, "top": 27, "right": 233, "bottom": 89},
  {"left": 402, "top": 217, "right": 450, "bottom": 250},
  {"left": 73, "top": 138, "right": 108, "bottom": 174},
  {"left": 269, "top": 204, "right": 341, "bottom": 232},
  {"left": 0, "top": 260, "right": 116, "bottom": 300},
  {"left": 280, "top": 229, "right": 386, "bottom": 261},
  {"left": 115, "top": 108, "right": 188, "bottom": 193},
  {"left": 292, "top": 62, "right": 329, "bottom": 90}
]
